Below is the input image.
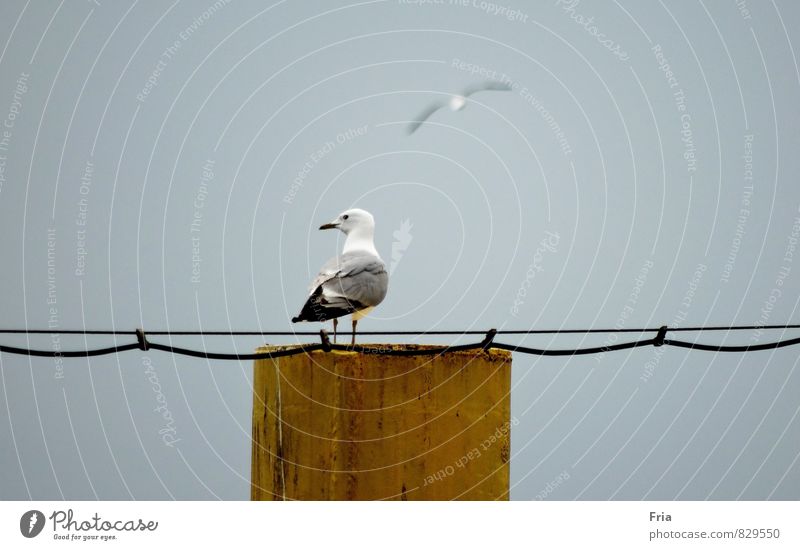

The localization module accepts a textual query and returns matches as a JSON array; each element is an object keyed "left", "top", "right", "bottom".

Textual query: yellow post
[{"left": 251, "top": 344, "right": 512, "bottom": 500}]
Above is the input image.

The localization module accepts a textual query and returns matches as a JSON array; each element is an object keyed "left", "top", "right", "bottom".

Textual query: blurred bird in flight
[{"left": 406, "top": 80, "right": 513, "bottom": 135}]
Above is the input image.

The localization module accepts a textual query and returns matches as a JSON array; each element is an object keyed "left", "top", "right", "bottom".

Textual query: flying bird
[
  {"left": 292, "top": 208, "right": 388, "bottom": 345},
  {"left": 406, "top": 80, "right": 513, "bottom": 135}
]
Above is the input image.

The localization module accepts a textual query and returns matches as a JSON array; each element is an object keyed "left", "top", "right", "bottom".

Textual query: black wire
[
  {"left": 0, "top": 343, "right": 140, "bottom": 358},
  {"left": 1, "top": 326, "right": 799, "bottom": 359},
  {"left": 0, "top": 329, "right": 131, "bottom": 335},
  {"left": 663, "top": 335, "right": 800, "bottom": 352},
  {"left": 1, "top": 323, "right": 799, "bottom": 336},
  {"left": 146, "top": 341, "right": 326, "bottom": 361},
  {"left": 493, "top": 338, "right": 656, "bottom": 356}
]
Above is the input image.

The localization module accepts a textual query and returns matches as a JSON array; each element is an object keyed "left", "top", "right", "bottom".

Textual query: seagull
[
  {"left": 406, "top": 80, "right": 513, "bottom": 135},
  {"left": 292, "top": 208, "right": 388, "bottom": 345}
]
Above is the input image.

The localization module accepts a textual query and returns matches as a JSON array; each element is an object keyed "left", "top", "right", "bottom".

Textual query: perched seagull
[
  {"left": 292, "top": 208, "right": 388, "bottom": 345},
  {"left": 406, "top": 80, "right": 513, "bottom": 135}
]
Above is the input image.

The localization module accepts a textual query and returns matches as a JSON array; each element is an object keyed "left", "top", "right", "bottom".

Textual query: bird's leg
[
  {"left": 333, "top": 318, "right": 338, "bottom": 344},
  {"left": 351, "top": 319, "right": 357, "bottom": 347}
]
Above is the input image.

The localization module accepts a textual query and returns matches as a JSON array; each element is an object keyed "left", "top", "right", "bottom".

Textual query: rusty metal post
[{"left": 251, "top": 344, "right": 512, "bottom": 500}]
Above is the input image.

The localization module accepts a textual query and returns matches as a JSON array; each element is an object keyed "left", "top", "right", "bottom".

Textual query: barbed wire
[
  {"left": 0, "top": 323, "right": 798, "bottom": 336},
  {"left": 0, "top": 324, "right": 797, "bottom": 360}
]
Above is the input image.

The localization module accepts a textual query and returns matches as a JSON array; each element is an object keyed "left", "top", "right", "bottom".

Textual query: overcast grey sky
[{"left": 0, "top": 0, "right": 798, "bottom": 500}]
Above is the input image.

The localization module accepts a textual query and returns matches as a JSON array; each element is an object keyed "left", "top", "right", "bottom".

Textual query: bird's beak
[{"left": 319, "top": 220, "right": 339, "bottom": 230}]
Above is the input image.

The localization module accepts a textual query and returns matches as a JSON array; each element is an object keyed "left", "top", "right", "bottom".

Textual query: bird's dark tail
[{"left": 291, "top": 316, "right": 302, "bottom": 323}]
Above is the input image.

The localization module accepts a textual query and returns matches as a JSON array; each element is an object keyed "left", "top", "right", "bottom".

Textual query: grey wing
[
  {"left": 407, "top": 101, "right": 446, "bottom": 134},
  {"left": 320, "top": 255, "right": 389, "bottom": 309},
  {"left": 463, "top": 80, "right": 512, "bottom": 97},
  {"left": 307, "top": 255, "right": 342, "bottom": 295}
]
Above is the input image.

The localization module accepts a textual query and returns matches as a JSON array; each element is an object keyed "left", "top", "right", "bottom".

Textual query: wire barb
[
  {"left": 481, "top": 328, "right": 497, "bottom": 351},
  {"left": 319, "top": 330, "right": 332, "bottom": 352},
  {"left": 135, "top": 329, "right": 149, "bottom": 352},
  {"left": 653, "top": 325, "right": 668, "bottom": 347}
]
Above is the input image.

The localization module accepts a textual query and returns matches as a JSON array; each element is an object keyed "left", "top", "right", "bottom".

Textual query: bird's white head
[
  {"left": 319, "top": 208, "right": 379, "bottom": 256},
  {"left": 319, "top": 208, "right": 374, "bottom": 234}
]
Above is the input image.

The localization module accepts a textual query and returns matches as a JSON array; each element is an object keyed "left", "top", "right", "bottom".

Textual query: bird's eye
[{"left": 342, "top": 214, "right": 349, "bottom": 220}]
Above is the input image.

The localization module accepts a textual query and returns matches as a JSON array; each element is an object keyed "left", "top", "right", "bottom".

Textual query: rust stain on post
[{"left": 251, "top": 344, "right": 512, "bottom": 500}]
